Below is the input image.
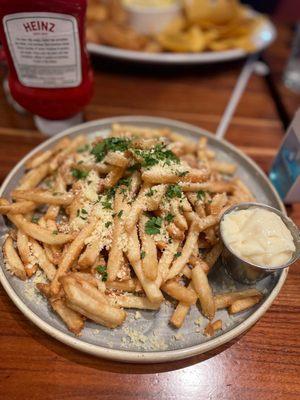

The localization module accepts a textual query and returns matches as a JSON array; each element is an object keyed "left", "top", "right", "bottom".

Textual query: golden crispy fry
[
  {"left": 17, "top": 229, "right": 37, "bottom": 277},
  {"left": 3, "top": 236, "right": 26, "bottom": 280},
  {"left": 12, "top": 189, "right": 73, "bottom": 206},
  {"left": 126, "top": 226, "right": 163, "bottom": 304},
  {"left": 192, "top": 264, "right": 215, "bottom": 320},
  {"left": 162, "top": 280, "right": 197, "bottom": 305},
  {"left": 0, "top": 199, "right": 36, "bottom": 215},
  {"left": 104, "top": 151, "right": 130, "bottom": 168},
  {"left": 50, "top": 298, "right": 84, "bottom": 335},
  {"left": 204, "top": 319, "right": 222, "bottom": 337},
  {"left": 109, "top": 294, "right": 160, "bottom": 310},
  {"left": 139, "top": 214, "right": 158, "bottom": 281},
  {"left": 157, "top": 26, "right": 206, "bottom": 53},
  {"left": 156, "top": 239, "right": 180, "bottom": 286},
  {"left": 142, "top": 166, "right": 209, "bottom": 184},
  {"left": 167, "top": 219, "right": 201, "bottom": 280},
  {"left": 180, "top": 181, "right": 235, "bottom": 193},
  {"left": 169, "top": 282, "right": 196, "bottom": 328},
  {"left": 107, "top": 189, "right": 130, "bottom": 281},
  {"left": 210, "top": 160, "right": 236, "bottom": 175},
  {"left": 228, "top": 296, "right": 261, "bottom": 314},
  {"left": 18, "top": 163, "right": 49, "bottom": 190},
  {"left": 125, "top": 184, "right": 166, "bottom": 232},
  {"left": 29, "top": 239, "right": 56, "bottom": 280},
  {"left": 8, "top": 214, "right": 73, "bottom": 245},
  {"left": 61, "top": 276, "right": 126, "bottom": 328},
  {"left": 51, "top": 216, "right": 99, "bottom": 294},
  {"left": 204, "top": 241, "right": 223, "bottom": 270},
  {"left": 215, "top": 289, "right": 262, "bottom": 310}
]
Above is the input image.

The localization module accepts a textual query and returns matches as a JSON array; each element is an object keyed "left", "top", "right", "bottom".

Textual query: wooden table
[{"left": 0, "top": 23, "right": 300, "bottom": 400}]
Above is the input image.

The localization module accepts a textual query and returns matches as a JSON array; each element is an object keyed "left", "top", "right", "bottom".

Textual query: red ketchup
[{"left": 0, "top": 0, "right": 93, "bottom": 134}]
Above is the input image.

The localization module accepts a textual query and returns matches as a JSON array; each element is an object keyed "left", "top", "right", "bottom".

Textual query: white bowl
[{"left": 123, "top": 1, "right": 181, "bottom": 35}]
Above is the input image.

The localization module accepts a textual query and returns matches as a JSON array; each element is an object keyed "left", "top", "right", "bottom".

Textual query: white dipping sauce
[{"left": 221, "top": 207, "right": 295, "bottom": 267}]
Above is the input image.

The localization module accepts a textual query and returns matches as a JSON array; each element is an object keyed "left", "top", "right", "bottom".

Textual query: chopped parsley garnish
[
  {"left": 145, "top": 188, "right": 156, "bottom": 197},
  {"left": 96, "top": 265, "right": 108, "bottom": 282},
  {"left": 44, "top": 179, "right": 52, "bottom": 188},
  {"left": 133, "top": 144, "right": 179, "bottom": 169},
  {"left": 91, "top": 137, "right": 131, "bottom": 162},
  {"left": 71, "top": 167, "right": 89, "bottom": 180},
  {"left": 141, "top": 251, "right": 146, "bottom": 260},
  {"left": 77, "top": 144, "right": 90, "bottom": 153},
  {"left": 77, "top": 208, "right": 88, "bottom": 220},
  {"left": 165, "top": 213, "right": 174, "bottom": 223},
  {"left": 128, "top": 163, "right": 140, "bottom": 172},
  {"left": 117, "top": 210, "right": 123, "bottom": 218},
  {"left": 118, "top": 177, "right": 131, "bottom": 188},
  {"left": 174, "top": 252, "right": 182, "bottom": 259},
  {"left": 101, "top": 199, "right": 113, "bottom": 210},
  {"left": 145, "top": 216, "right": 162, "bottom": 235},
  {"left": 177, "top": 170, "right": 189, "bottom": 177},
  {"left": 31, "top": 216, "right": 39, "bottom": 224},
  {"left": 197, "top": 190, "right": 206, "bottom": 201},
  {"left": 52, "top": 230, "right": 58, "bottom": 235},
  {"left": 166, "top": 184, "right": 182, "bottom": 199},
  {"left": 105, "top": 221, "right": 112, "bottom": 228}
]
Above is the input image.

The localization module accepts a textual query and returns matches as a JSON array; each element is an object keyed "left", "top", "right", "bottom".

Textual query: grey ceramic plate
[{"left": 0, "top": 116, "right": 287, "bottom": 363}]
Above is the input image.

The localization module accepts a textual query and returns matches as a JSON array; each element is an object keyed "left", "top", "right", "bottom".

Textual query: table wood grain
[{"left": 0, "top": 23, "right": 300, "bottom": 400}]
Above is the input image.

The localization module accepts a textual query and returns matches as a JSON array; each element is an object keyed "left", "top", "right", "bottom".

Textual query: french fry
[
  {"left": 61, "top": 276, "right": 126, "bottom": 328},
  {"left": 109, "top": 294, "right": 160, "bottom": 310},
  {"left": 215, "top": 289, "right": 262, "bottom": 310},
  {"left": 3, "top": 236, "right": 26, "bottom": 280},
  {"left": 51, "top": 215, "right": 99, "bottom": 294},
  {"left": 18, "top": 163, "right": 49, "bottom": 190},
  {"left": 8, "top": 214, "right": 73, "bottom": 245},
  {"left": 204, "top": 319, "right": 222, "bottom": 337},
  {"left": 228, "top": 296, "right": 261, "bottom": 314},
  {"left": 169, "top": 282, "right": 196, "bottom": 328},
  {"left": 25, "top": 150, "right": 53, "bottom": 170},
  {"left": 104, "top": 151, "right": 130, "bottom": 168},
  {"left": 167, "top": 218, "right": 206, "bottom": 280},
  {"left": 107, "top": 189, "right": 129, "bottom": 281},
  {"left": 162, "top": 280, "right": 197, "bottom": 305},
  {"left": 106, "top": 279, "right": 137, "bottom": 292},
  {"left": 126, "top": 225, "right": 163, "bottom": 304},
  {"left": 50, "top": 298, "right": 84, "bottom": 335},
  {"left": 156, "top": 239, "right": 180, "bottom": 286},
  {"left": 210, "top": 160, "right": 236, "bottom": 175},
  {"left": 29, "top": 239, "right": 57, "bottom": 280},
  {"left": 204, "top": 241, "right": 223, "bottom": 270},
  {"left": 180, "top": 181, "right": 235, "bottom": 193},
  {"left": 166, "top": 223, "right": 185, "bottom": 241},
  {"left": 171, "top": 198, "right": 188, "bottom": 231},
  {"left": 125, "top": 184, "right": 166, "bottom": 232},
  {"left": 78, "top": 238, "right": 100, "bottom": 269},
  {"left": 139, "top": 214, "right": 158, "bottom": 281},
  {"left": 49, "top": 135, "right": 86, "bottom": 171},
  {"left": 142, "top": 166, "right": 209, "bottom": 184},
  {"left": 0, "top": 199, "right": 36, "bottom": 215},
  {"left": 17, "top": 229, "right": 37, "bottom": 277},
  {"left": 12, "top": 189, "right": 73, "bottom": 206},
  {"left": 192, "top": 264, "right": 215, "bottom": 320}
]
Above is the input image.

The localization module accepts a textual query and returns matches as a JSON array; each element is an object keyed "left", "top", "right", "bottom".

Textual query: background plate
[
  {"left": 0, "top": 116, "right": 287, "bottom": 363},
  {"left": 87, "top": 16, "right": 276, "bottom": 64}
]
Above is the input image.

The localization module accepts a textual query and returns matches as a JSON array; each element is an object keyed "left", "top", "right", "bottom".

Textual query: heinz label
[{"left": 3, "top": 12, "right": 82, "bottom": 88}]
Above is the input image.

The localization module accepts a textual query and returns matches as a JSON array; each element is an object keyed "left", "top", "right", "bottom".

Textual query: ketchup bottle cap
[{"left": 34, "top": 113, "right": 83, "bottom": 136}]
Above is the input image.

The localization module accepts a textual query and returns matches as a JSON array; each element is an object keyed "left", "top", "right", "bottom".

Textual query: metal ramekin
[{"left": 220, "top": 202, "right": 300, "bottom": 284}]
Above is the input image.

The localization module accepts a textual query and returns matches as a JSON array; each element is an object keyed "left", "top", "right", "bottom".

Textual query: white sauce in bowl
[{"left": 221, "top": 207, "right": 296, "bottom": 267}]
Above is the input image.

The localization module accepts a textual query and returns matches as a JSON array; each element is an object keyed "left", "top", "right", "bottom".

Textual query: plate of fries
[
  {"left": 0, "top": 116, "right": 287, "bottom": 362},
  {"left": 86, "top": 0, "right": 276, "bottom": 64}
]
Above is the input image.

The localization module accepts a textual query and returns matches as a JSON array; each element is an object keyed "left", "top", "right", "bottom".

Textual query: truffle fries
[{"left": 1, "top": 124, "right": 261, "bottom": 336}]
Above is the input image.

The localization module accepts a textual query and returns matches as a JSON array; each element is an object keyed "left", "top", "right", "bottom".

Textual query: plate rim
[
  {"left": 87, "top": 17, "right": 276, "bottom": 64},
  {"left": 0, "top": 115, "right": 288, "bottom": 363}
]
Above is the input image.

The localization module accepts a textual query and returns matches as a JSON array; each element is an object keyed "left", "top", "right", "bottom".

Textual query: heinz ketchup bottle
[{"left": 0, "top": 0, "right": 93, "bottom": 135}]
